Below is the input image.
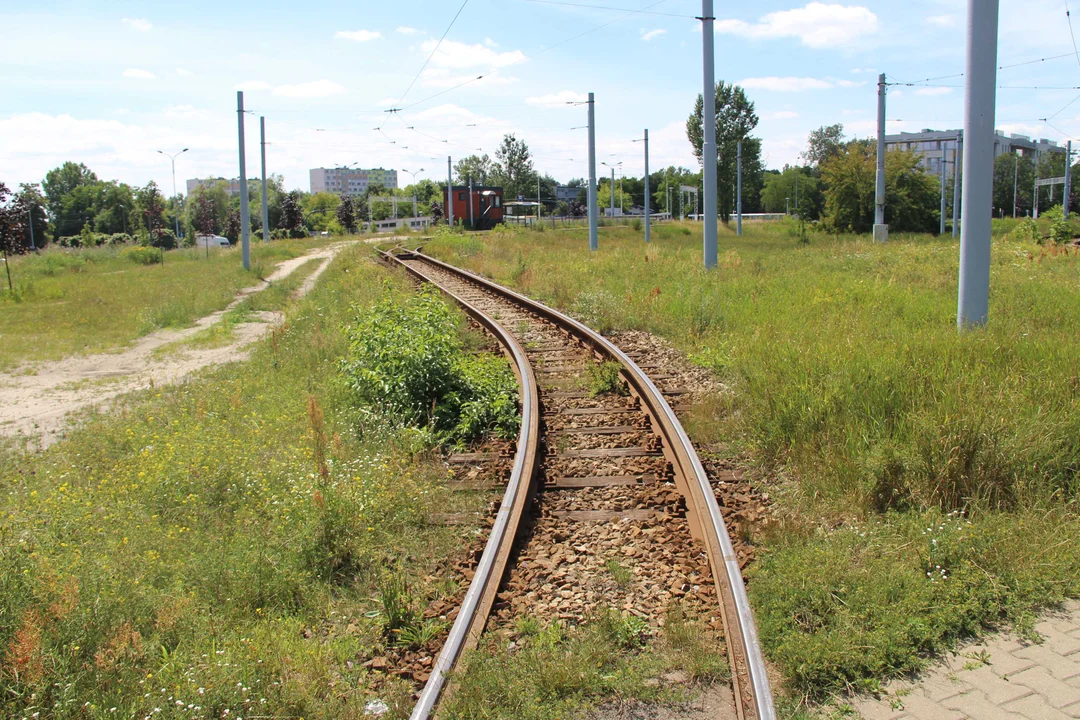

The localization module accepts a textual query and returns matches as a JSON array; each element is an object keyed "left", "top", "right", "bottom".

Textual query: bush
[
  {"left": 342, "top": 285, "right": 519, "bottom": 446},
  {"left": 108, "top": 233, "right": 134, "bottom": 246},
  {"left": 121, "top": 246, "right": 161, "bottom": 265},
  {"left": 150, "top": 229, "right": 177, "bottom": 249},
  {"left": 1051, "top": 215, "right": 1075, "bottom": 244}
]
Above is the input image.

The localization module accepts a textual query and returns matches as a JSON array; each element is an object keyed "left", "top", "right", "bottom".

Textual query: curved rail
[{"left": 384, "top": 247, "right": 774, "bottom": 720}]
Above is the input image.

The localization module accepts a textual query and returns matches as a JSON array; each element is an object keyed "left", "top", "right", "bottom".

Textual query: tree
[
  {"left": 336, "top": 194, "right": 357, "bottom": 233},
  {"left": 42, "top": 162, "right": 98, "bottom": 230},
  {"left": 492, "top": 134, "right": 536, "bottom": 200},
  {"left": 135, "top": 181, "right": 171, "bottom": 247},
  {"left": 597, "top": 180, "right": 635, "bottom": 214},
  {"left": 193, "top": 192, "right": 217, "bottom": 238},
  {"left": 15, "top": 184, "right": 49, "bottom": 248},
  {"left": 225, "top": 209, "right": 241, "bottom": 242},
  {"left": 761, "top": 166, "right": 824, "bottom": 220},
  {"left": 804, "top": 124, "right": 846, "bottom": 168},
  {"left": 0, "top": 183, "right": 20, "bottom": 290},
  {"left": 686, "top": 81, "right": 763, "bottom": 222},
  {"left": 303, "top": 192, "right": 340, "bottom": 232},
  {"left": 821, "top": 141, "right": 940, "bottom": 234},
  {"left": 430, "top": 200, "right": 443, "bottom": 224},
  {"left": 993, "top": 153, "right": 1036, "bottom": 218},
  {"left": 454, "top": 154, "right": 494, "bottom": 185},
  {"left": 280, "top": 191, "right": 305, "bottom": 237},
  {"left": 92, "top": 181, "right": 136, "bottom": 235}
]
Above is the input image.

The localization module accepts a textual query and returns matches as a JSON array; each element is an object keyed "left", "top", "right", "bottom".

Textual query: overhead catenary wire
[{"left": 520, "top": 0, "right": 693, "bottom": 19}]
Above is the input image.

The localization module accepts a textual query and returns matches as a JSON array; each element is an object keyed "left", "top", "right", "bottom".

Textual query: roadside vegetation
[
  {"left": 0, "top": 245, "right": 512, "bottom": 719},
  {"left": 0, "top": 240, "right": 328, "bottom": 369},
  {"left": 425, "top": 220, "right": 1080, "bottom": 702}
]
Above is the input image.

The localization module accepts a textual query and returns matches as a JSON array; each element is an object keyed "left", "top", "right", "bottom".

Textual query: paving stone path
[{"left": 854, "top": 601, "right": 1080, "bottom": 719}]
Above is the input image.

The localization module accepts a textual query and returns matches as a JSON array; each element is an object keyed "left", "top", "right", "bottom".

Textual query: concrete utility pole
[
  {"left": 587, "top": 92, "right": 598, "bottom": 251},
  {"left": 940, "top": 153, "right": 948, "bottom": 235},
  {"left": 237, "top": 91, "right": 250, "bottom": 271},
  {"left": 795, "top": 167, "right": 799, "bottom": 213},
  {"left": 874, "top": 73, "right": 888, "bottom": 242},
  {"left": 609, "top": 166, "right": 615, "bottom": 215},
  {"left": 447, "top": 156, "right": 453, "bottom": 226},
  {"left": 157, "top": 147, "right": 188, "bottom": 240},
  {"left": 468, "top": 177, "right": 474, "bottom": 229},
  {"left": 957, "top": 0, "right": 999, "bottom": 330},
  {"left": 260, "top": 117, "right": 269, "bottom": 242},
  {"left": 1033, "top": 150, "right": 1040, "bottom": 219},
  {"left": 736, "top": 140, "right": 743, "bottom": 236},
  {"left": 537, "top": 175, "right": 541, "bottom": 225},
  {"left": 701, "top": 0, "right": 718, "bottom": 268},
  {"left": 1012, "top": 154, "right": 1019, "bottom": 218},
  {"left": 644, "top": 129, "right": 651, "bottom": 243},
  {"left": 1065, "top": 141, "right": 1073, "bottom": 219},
  {"left": 953, "top": 133, "right": 962, "bottom": 236}
]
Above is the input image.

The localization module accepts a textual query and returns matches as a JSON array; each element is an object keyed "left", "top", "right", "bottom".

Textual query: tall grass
[{"left": 426, "top": 220, "right": 1080, "bottom": 697}]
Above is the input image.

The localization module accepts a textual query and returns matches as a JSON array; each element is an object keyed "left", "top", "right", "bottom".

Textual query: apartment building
[
  {"left": 884, "top": 129, "right": 1065, "bottom": 175},
  {"left": 310, "top": 167, "right": 398, "bottom": 196}
]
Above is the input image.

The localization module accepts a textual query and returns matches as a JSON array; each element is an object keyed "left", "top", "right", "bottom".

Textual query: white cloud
[
  {"left": 835, "top": 79, "right": 867, "bottom": 88},
  {"left": 741, "top": 76, "right": 834, "bottom": 91},
  {"left": 915, "top": 86, "right": 953, "bottom": 96},
  {"left": 526, "top": 90, "right": 588, "bottom": 105},
  {"left": 420, "top": 38, "right": 526, "bottom": 69},
  {"left": 483, "top": 37, "right": 499, "bottom": 48},
  {"left": 927, "top": 14, "right": 957, "bottom": 28},
  {"left": 335, "top": 30, "right": 382, "bottom": 42},
  {"left": 377, "top": 97, "right": 397, "bottom": 107},
  {"left": 235, "top": 80, "right": 272, "bottom": 92},
  {"left": 121, "top": 17, "right": 152, "bottom": 32},
  {"left": 642, "top": 28, "right": 667, "bottom": 41},
  {"left": 272, "top": 80, "right": 348, "bottom": 98},
  {"left": 122, "top": 68, "right": 156, "bottom": 80},
  {"left": 396, "top": 26, "right": 420, "bottom": 35},
  {"left": 716, "top": 2, "right": 878, "bottom": 48},
  {"left": 176, "top": 68, "right": 193, "bottom": 77},
  {"left": 767, "top": 110, "right": 800, "bottom": 119}
]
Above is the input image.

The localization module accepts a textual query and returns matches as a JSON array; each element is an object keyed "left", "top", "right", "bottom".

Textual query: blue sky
[{"left": 2, "top": 0, "right": 1079, "bottom": 194}]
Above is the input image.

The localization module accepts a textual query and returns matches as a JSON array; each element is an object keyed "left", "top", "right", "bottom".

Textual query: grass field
[
  {"left": 0, "top": 246, "right": 498, "bottom": 719},
  {"left": 0, "top": 240, "right": 332, "bottom": 370},
  {"left": 425, "top": 220, "right": 1080, "bottom": 702}
]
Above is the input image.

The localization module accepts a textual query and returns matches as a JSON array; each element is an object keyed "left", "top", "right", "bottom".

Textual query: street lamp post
[
  {"left": 600, "top": 161, "right": 623, "bottom": 217},
  {"left": 117, "top": 205, "right": 128, "bottom": 235},
  {"left": 402, "top": 168, "right": 425, "bottom": 185},
  {"left": 157, "top": 148, "right": 189, "bottom": 239}
]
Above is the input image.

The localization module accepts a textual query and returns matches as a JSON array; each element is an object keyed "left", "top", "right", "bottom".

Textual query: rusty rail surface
[{"left": 381, "top": 247, "right": 774, "bottom": 720}]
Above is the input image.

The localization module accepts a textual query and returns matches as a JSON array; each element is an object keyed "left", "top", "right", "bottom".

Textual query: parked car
[{"left": 196, "top": 235, "right": 231, "bottom": 248}]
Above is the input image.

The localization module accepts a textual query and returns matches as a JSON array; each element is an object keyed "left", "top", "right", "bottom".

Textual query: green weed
[{"left": 587, "top": 360, "right": 628, "bottom": 397}]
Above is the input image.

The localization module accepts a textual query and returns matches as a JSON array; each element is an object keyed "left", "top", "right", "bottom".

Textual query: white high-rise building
[{"left": 310, "top": 167, "right": 398, "bottom": 196}]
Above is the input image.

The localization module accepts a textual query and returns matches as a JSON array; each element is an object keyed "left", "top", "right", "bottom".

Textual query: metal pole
[
  {"left": 1065, "top": 141, "right": 1073, "bottom": 219},
  {"left": 28, "top": 205, "right": 35, "bottom": 251},
  {"left": 587, "top": 92, "right": 598, "bottom": 251},
  {"left": 469, "top": 177, "right": 474, "bottom": 229},
  {"left": 701, "top": 0, "right": 718, "bottom": 268},
  {"left": 736, "top": 140, "right": 743, "bottom": 236},
  {"left": 237, "top": 91, "right": 251, "bottom": 270},
  {"left": 610, "top": 167, "right": 615, "bottom": 216},
  {"left": 940, "top": 152, "right": 948, "bottom": 235},
  {"left": 1012, "top": 154, "right": 1019, "bottom": 218},
  {"left": 1033, "top": 150, "right": 1040, "bottom": 219},
  {"left": 794, "top": 167, "right": 799, "bottom": 213},
  {"left": 171, "top": 157, "right": 180, "bottom": 239},
  {"left": 537, "top": 175, "right": 541, "bottom": 225},
  {"left": 260, "top": 117, "right": 269, "bottom": 242},
  {"left": 644, "top": 129, "right": 651, "bottom": 243},
  {"left": 953, "top": 133, "right": 962, "bottom": 235},
  {"left": 957, "top": 0, "right": 999, "bottom": 329},
  {"left": 447, "top": 156, "right": 454, "bottom": 226},
  {"left": 874, "top": 73, "right": 888, "bottom": 242}
]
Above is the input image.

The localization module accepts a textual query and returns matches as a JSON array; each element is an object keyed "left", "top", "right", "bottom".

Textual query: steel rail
[
  {"left": 401, "top": 249, "right": 775, "bottom": 720},
  {"left": 380, "top": 249, "right": 541, "bottom": 720}
]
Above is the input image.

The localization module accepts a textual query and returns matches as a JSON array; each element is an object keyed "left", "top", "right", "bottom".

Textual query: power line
[
  {"left": 383, "top": 0, "right": 470, "bottom": 121},
  {"left": 1065, "top": 0, "right": 1080, "bottom": 75},
  {"left": 521, "top": 0, "right": 693, "bottom": 19}
]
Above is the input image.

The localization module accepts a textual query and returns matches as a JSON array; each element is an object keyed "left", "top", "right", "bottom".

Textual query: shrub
[
  {"left": 342, "top": 285, "right": 519, "bottom": 446},
  {"left": 150, "top": 229, "right": 177, "bottom": 249},
  {"left": 1011, "top": 217, "right": 1041, "bottom": 244},
  {"left": 121, "top": 246, "right": 161, "bottom": 265},
  {"left": 108, "top": 233, "right": 133, "bottom": 246},
  {"left": 1051, "top": 215, "right": 1075, "bottom": 244}
]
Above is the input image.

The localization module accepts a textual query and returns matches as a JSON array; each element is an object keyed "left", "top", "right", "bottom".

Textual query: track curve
[{"left": 382, "top": 247, "right": 774, "bottom": 720}]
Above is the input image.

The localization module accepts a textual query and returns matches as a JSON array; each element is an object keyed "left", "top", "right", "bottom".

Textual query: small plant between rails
[{"left": 379, "top": 246, "right": 774, "bottom": 720}]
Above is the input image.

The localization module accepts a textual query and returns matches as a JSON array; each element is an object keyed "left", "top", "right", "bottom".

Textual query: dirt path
[{"left": 0, "top": 242, "right": 352, "bottom": 450}]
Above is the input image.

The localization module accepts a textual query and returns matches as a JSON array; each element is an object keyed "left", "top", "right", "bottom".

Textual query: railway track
[{"left": 379, "top": 247, "right": 774, "bottom": 720}]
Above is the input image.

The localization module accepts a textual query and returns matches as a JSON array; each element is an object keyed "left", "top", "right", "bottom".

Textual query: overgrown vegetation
[
  {"left": 342, "top": 284, "right": 520, "bottom": 446},
  {"left": 426, "top": 220, "right": 1080, "bottom": 701}
]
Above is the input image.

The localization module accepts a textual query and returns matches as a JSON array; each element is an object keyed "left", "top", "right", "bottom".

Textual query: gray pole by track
[
  {"left": 701, "top": 0, "right": 718, "bottom": 268},
  {"left": 610, "top": 166, "right": 615, "bottom": 217},
  {"left": 957, "top": 0, "right": 1000, "bottom": 330},
  {"left": 1064, "top": 141, "right": 1073, "bottom": 219},
  {"left": 587, "top": 92, "right": 598, "bottom": 251},
  {"left": 1033, "top": 150, "right": 1040, "bottom": 219},
  {"left": 447, "top": 156, "right": 453, "bottom": 227},
  {"left": 237, "top": 91, "right": 250, "bottom": 271},
  {"left": 874, "top": 73, "right": 888, "bottom": 242},
  {"left": 953, "top": 133, "right": 962, "bottom": 236},
  {"left": 469, "top": 177, "right": 474, "bottom": 229},
  {"left": 1012, "top": 155, "right": 1019, "bottom": 219},
  {"left": 28, "top": 205, "right": 36, "bottom": 251},
  {"left": 736, "top": 140, "right": 743, "bottom": 236},
  {"left": 644, "top": 129, "right": 651, "bottom": 243},
  {"left": 940, "top": 152, "right": 948, "bottom": 235},
  {"left": 260, "top": 117, "right": 269, "bottom": 242}
]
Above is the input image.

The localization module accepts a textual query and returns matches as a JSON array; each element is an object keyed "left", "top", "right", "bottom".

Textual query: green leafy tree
[
  {"left": 454, "top": 154, "right": 494, "bottom": 185},
  {"left": 193, "top": 192, "right": 218, "bottom": 237},
  {"left": 225, "top": 208, "right": 241, "bottom": 242},
  {"left": 596, "top": 180, "right": 635, "bottom": 214},
  {"left": 16, "top": 184, "right": 49, "bottom": 248},
  {"left": 821, "top": 141, "right": 939, "bottom": 233},
  {"left": 336, "top": 194, "right": 357, "bottom": 233},
  {"left": 492, "top": 134, "right": 536, "bottom": 200},
  {"left": 686, "top": 81, "right": 764, "bottom": 222},
  {"left": 804, "top": 124, "right": 846, "bottom": 168},
  {"left": 0, "top": 183, "right": 21, "bottom": 290},
  {"left": 993, "top": 153, "right": 1036, "bottom": 218},
  {"left": 303, "top": 192, "right": 340, "bottom": 232},
  {"left": 761, "top": 166, "right": 824, "bottom": 220},
  {"left": 92, "top": 182, "right": 136, "bottom": 234},
  {"left": 280, "top": 191, "right": 305, "bottom": 236},
  {"left": 135, "top": 181, "right": 171, "bottom": 246},
  {"left": 43, "top": 162, "right": 98, "bottom": 235}
]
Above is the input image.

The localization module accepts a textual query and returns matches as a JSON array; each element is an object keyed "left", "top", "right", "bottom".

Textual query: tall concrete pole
[
  {"left": 1012, "top": 154, "right": 1019, "bottom": 218},
  {"left": 237, "top": 91, "right": 251, "bottom": 271},
  {"left": 953, "top": 133, "right": 962, "bottom": 236},
  {"left": 736, "top": 140, "right": 743, "bottom": 236},
  {"left": 701, "top": 0, "right": 718, "bottom": 268},
  {"left": 795, "top": 167, "right": 799, "bottom": 213},
  {"left": 644, "top": 129, "right": 651, "bottom": 243},
  {"left": 28, "top": 205, "right": 36, "bottom": 251},
  {"left": 468, "top": 177, "right": 474, "bottom": 229},
  {"left": 957, "top": 0, "right": 999, "bottom": 330},
  {"left": 940, "top": 153, "right": 948, "bottom": 235},
  {"left": 260, "top": 117, "right": 269, "bottom": 242},
  {"left": 587, "top": 92, "right": 598, "bottom": 251},
  {"left": 874, "top": 73, "right": 888, "bottom": 242},
  {"left": 1064, "top": 141, "right": 1073, "bottom": 218},
  {"left": 1033, "top": 150, "right": 1040, "bottom": 219},
  {"left": 447, "top": 156, "right": 453, "bottom": 226},
  {"left": 610, "top": 166, "right": 616, "bottom": 216}
]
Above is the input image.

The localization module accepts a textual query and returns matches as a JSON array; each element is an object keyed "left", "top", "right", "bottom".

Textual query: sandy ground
[{"left": 0, "top": 242, "right": 351, "bottom": 450}]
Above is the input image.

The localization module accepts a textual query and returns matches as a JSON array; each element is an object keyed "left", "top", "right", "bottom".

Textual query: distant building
[
  {"left": 186, "top": 177, "right": 246, "bottom": 197},
  {"left": 310, "top": 167, "right": 398, "bottom": 195},
  {"left": 885, "top": 129, "right": 1065, "bottom": 175},
  {"left": 555, "top": 185, "right": 583, "bottom": 203}
]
